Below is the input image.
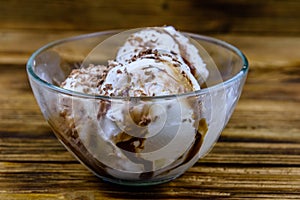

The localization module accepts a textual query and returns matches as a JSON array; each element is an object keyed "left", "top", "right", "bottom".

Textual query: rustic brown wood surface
[{"left": 0, "top": 0, "right": 300, "bottom": 199}]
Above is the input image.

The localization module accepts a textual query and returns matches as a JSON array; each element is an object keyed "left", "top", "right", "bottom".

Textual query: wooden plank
[
  {"left": 1, "top": 30, "right": 300, "bottom": 64},
  {"left": 0, "top": 160, "right": 300, "bottom": 199},
  {"left": 0, "top": 0, "right": 299, "bottom": 35}
]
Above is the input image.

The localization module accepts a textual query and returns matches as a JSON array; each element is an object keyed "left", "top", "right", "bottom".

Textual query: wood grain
[
  {"left": 0, "top": 0, "right": 300, "bottom": 199},
  {"left": 0, "top": 0, "right": 299, "bottom": 35}
]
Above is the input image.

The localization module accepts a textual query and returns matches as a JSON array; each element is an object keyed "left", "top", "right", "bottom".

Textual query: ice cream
[
  {"left": 58, "top": 26, "right": 209, "bottom": 181},
  {"left": 117, "top": 26, "right": 208, "bottom": 85},
  {"left": 100, "top": 49, "right": 200, "bottom": 97}
]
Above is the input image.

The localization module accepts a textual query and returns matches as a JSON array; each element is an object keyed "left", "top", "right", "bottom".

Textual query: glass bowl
[{"left": 26, "top": 30, "right": 248, "bottom": 186}]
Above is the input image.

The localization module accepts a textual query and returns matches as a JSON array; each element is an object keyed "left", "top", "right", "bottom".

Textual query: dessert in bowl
[{"left": 26, "top": 26, "right": 248, "bottom": 186}]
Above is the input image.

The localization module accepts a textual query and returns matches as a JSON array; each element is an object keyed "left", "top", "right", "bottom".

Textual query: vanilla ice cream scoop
[
  {"left": 100, "top": 49, "right": 200, "bottom": 97},
  {"left": 117, "top": 26, "right": 208, "bottom": 85}
]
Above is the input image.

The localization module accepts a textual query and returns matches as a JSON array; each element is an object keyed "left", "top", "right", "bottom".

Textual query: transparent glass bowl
[{"left": 26, "top": 30, "right": 248, "bottom": 186}]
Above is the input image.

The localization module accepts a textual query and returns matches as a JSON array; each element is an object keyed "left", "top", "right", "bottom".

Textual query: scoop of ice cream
[
  {"left": 99, "top": 49, "right": 200, "bottom": 97},
  {"left": 117, "top": 26, "right": 208, "bottom": 85},
  {"left": 61, "top": 64, "right": 110, "bottom": 94},
  {"left": 59, "top": 64, "right": 146, "bottom": 174}
]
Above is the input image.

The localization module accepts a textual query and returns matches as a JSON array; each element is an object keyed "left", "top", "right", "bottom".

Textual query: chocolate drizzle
[
  {"left": 114, "top": 131, "right": 156, "bottom": 180},
  {"left": 115, "top": 132, "right": 146, "bottom": 153},
  {"left": 182, "top": 118, "right": 208, "bottom": 165}
]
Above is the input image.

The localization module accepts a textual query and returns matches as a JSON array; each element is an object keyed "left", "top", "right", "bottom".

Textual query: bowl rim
[{"left": 26, "top": 29, "right": 249, "bottom": 100}]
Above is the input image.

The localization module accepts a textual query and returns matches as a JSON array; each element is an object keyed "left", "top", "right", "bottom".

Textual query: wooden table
[{"left": 0, "top": 1, "right": 299, "bottom": 199}]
